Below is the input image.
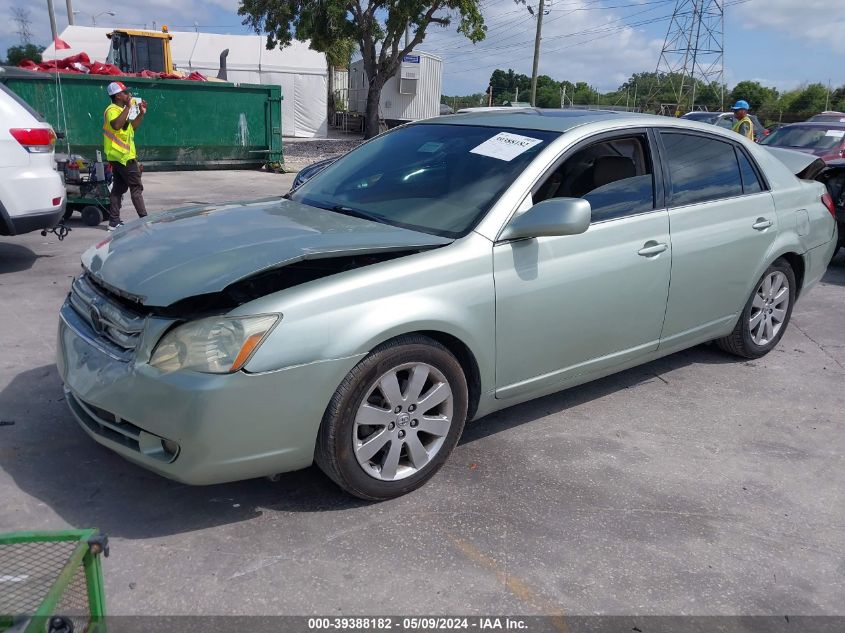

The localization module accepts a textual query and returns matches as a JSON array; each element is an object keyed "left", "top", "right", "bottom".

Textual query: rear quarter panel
[{"left": 750, "top": 144, "right": 836, "bottom": 294}]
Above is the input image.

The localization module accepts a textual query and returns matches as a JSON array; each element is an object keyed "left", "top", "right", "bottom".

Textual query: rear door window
[
  {"left": 736, "top": 149, "right": 763, "bottom": 194},
  {"left": 660, "top": 132, "right": 744, "bottom": 206}
]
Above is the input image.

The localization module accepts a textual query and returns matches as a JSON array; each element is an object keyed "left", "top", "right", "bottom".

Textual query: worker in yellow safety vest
[
  {"left": 103, "top": 81, "right": 148, "bottom": 231},
  {"left": 730, "top": 99, "right": 754, "bottom": 140}
]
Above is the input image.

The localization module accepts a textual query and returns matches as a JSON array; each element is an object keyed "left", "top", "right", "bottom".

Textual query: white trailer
[{"left": 349, "top": 51, "right": 442, "bottom": 125}]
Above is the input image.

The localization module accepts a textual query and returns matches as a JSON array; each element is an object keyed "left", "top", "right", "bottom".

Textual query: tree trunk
[
  {"left": 327, "top": 64, "right": 336, "bottom": 127},
  {"left": 364, "top": 79, "right": 383, "bottom": 139}
]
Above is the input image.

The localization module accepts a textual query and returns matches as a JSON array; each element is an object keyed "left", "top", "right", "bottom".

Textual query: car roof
[{"left": 432, "top": 108, "right": 659, "bottom": 133}]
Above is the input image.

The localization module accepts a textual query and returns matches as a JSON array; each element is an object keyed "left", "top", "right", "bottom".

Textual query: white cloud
[
  {"left": 734, "top": 0, "right": 845, "bottom": 53},
  {"left": 0, "top": 0, "right": 239, "bottom": 54},
  {"left": 421, "top": 0, "right": 666, "bottom": 95}
]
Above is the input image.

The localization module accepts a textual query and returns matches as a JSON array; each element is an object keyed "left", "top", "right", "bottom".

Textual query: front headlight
[{"left": 150, "top": 314, "right": 280, "bottom": 374}]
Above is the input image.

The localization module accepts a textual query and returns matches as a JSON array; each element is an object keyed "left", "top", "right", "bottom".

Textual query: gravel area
[{"left": 283, "top": 138, "right": 364, "bottom": 173}]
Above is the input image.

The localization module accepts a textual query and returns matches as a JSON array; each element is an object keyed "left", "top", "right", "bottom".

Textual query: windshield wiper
[
  {"left": 300, "top": 198, "right": 385, "bottom": 223},
  {"left": 329, "top": 204, "right": 385, "bottom": 224}
]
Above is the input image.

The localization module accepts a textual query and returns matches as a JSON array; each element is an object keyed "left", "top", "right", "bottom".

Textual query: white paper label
[
  {"left": 470, "top": 132, "right": 543, "bottom": 162},
  {"left": 825, "top": 129, "right": 845, "bottom": 138},
  {"left": 839, "top": 118, "right": 845, "bottom": 122}
]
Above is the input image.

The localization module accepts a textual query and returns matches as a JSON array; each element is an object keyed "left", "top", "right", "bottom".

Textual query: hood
[
  {"left": 81, "top": 197, "right": 451, "bottom": 307},
  {"left": 763, "top": 146, "right": 828, "bottom": 180}
]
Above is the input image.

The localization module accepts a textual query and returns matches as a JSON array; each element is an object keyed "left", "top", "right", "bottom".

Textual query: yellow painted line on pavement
[{"left": 450, "top": 536, "right": 568, "bottom": 633}]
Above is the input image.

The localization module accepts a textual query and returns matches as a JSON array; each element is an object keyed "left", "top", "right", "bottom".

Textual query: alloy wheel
[
  {"left": 749, "top": 270, "right": 789, "bottom": 346},
  {"left": 353, "top": 362, "right": 453, "bottom": 481}
]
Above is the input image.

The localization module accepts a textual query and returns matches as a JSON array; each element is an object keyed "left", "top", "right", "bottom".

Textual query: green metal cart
[{"left": 0, "top": 530, "right": 108, "bottom": 633}]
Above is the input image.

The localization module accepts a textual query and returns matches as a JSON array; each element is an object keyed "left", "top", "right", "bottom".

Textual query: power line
[
  {"left": 441, "top": 0, "right": 674, "bottom": 59},
  {"left": 445, "top": 0, "right": 750, "bottom": 79},
  {"left": 446, "top": 13, "right": 672, "bottom": 73},
  {"left": 446, "top": 10, "right": 672, "bottom": 66}
]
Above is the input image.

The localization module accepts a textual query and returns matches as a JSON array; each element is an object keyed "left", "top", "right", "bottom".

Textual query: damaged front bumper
[{"left": 57, "top": 298, "right": 358, "bottom": 485}]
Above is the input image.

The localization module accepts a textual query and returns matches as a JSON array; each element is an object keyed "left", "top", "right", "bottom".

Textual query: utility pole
[
  {"left": 488, "top": 84, "right": 492, "bottom": 107},
  {"left": 66, "top": 0, "right": 74, "bottom": 25},
  {"left": 46, "top": 0, "right": 58, "bottom": 41},
  {"left": 530, "top": 0, "right": 545, "bottom": 107}
]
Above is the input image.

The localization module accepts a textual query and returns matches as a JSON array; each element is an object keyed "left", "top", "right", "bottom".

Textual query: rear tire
[
  {"left": 315, "top": 334, "right": 468, "bottom": 500},
  {"left": 716, "top": 258, "right": 796, "bottom": 359},
  {"left": 81, "top": 205, "right": 103, "bottom": 226}
]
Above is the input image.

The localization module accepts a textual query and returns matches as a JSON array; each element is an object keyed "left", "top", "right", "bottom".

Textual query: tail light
[
  {"left": 821, "top": 192, "right": 836, "bottom": 218},
  {"left": 9, "top": 127, "right": 56, "bottom": 153}
]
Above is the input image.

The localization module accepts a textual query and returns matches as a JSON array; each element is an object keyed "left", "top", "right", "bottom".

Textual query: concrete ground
[{"left": 1, "top": 170, "right": 844, "bottom": 616}]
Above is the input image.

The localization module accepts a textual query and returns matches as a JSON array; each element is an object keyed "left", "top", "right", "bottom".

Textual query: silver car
[{"left": 57, "top": 110, "right": 838, "bottom": 499}]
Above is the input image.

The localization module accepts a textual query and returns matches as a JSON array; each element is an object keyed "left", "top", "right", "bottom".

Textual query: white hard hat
[{"left": 106, "top": 81, "right": 129, "bottom": 96}]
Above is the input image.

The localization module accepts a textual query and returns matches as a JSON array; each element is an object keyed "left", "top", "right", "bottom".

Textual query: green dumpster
[
  {"left": 0, "top": 529, "right": 109, "bottom": 633},
  {"left": 0, "top": 67, "right": 282, "bottom": 171}
]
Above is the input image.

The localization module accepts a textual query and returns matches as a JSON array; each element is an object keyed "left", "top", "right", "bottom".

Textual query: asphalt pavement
[{"left": 1, "top": 169, "right": 843, "bottom": 617}]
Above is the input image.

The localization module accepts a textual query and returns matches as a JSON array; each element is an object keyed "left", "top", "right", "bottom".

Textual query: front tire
[
  {"left": 315, "top": 335, "right": 468, "bottom": 500},
  {"left": 716, "top": 258, "right": 796, "bottom": 359}
]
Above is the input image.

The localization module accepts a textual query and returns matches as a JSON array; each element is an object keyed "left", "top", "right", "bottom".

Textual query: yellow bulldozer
[{"left": 104, "top": 27, "right": 228, "bottom": 79}]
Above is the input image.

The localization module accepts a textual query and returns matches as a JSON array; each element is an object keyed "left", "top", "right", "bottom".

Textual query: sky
[{"left": 1, "top": 0, "right": 843, "bottom": 100}]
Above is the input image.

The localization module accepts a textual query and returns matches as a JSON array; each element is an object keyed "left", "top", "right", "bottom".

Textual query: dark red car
[{"left": 760, "top": 122, "right": 845, "bottom": 162}]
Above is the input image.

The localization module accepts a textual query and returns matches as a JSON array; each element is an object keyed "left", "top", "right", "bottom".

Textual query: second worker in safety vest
[
  {"left": 730, "top": 99, "right": 754, "bottom": 141},
  {"left": 103, "top": 81, "right": 148, "bottom": 231}
]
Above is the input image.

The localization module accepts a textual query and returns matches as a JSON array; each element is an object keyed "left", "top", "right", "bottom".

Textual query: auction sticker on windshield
[
  {"left": 470, "top": 132, "right": 543, "bottom": 161},
  {"left": 825, "top": 130, "right": 845, "bottom": 138}
]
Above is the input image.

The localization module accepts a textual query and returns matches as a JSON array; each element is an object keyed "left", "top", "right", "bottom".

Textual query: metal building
[{"left": 349, "top": 51, "right": 442, "bottom": 126}]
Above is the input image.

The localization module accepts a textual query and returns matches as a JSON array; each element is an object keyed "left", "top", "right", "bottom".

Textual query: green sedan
[{"left": 57, "top": 110, "right": 839, "bottom": 499}]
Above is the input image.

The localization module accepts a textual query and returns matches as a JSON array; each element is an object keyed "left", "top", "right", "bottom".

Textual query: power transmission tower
[
  {"left": 649, "top": 0, "right": 724, "bottom": 115},
  {"left": 11, "top": 6, "right": 33, "bottom": 45}
]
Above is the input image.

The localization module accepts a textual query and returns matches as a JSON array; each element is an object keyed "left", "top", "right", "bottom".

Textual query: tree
[
  {"left": 5, "top": 43, "right": 43, "bottom": 66},
  {"left": 489, "top": 69, "right": 529, "bottom": 104},
  {"left": 791, "top": 83, "right": 828, "bottom": 115},
  {"left": 240, "top": 0, "right": 486, "bottom": 138},
  {"left": 729, "top": 81, "right": 778, "bottom": 112},
  {"left": 324, "top": 37, "right": 357, "bottom": 122}
]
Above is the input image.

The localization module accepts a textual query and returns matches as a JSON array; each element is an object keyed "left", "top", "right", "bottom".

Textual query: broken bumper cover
[{"left": 57, "top": 299, "right": 358, "bottom": 485}]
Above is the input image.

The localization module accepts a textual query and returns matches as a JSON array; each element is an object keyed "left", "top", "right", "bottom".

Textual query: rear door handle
[
  {"left": 638, "top": 242, "right": 668, "bottom": 257},
  {"left": 752, "top": 218, "right": 773, "bottom": 230}
]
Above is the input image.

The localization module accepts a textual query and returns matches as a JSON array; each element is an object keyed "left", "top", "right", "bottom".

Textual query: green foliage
[
  {"left": 441, "top": 93, "right": 486, "bottom": 109},
  {"left": 489, "top": 68, "right": 530, "bottom": 104},
  {"left": 462, "top": 71, "right": 844, "bottom": 123},
  {"left": 790, "top": 83, "right": 828, "bottom": 114},
  {"left": 324, "top": 38, "right": 356, "bottom": 69},
  {"left": 4, "top": 43, "right": 43, "bottom": 66},
  {"left": 729, "top": 81, "right": 778, "bottom": 112}
]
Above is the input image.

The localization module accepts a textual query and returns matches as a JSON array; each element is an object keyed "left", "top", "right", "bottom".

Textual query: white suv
[{"left": 0, "top": 82, "right": 65, "bottom": 236}]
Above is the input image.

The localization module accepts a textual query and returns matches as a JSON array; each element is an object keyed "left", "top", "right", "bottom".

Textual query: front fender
[{"left": 241, "top": 233, "right": 496, "bottom": 392}]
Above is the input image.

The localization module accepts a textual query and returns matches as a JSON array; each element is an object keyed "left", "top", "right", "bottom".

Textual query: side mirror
[{"left": 499, "top": 197, "right": 591, "bottom": 241}]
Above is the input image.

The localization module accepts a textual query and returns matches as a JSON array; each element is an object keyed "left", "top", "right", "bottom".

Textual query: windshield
[
  {"left": 289, "top": 123, "right": 559, "bottom": 238},
  {"left": 761, "top": 125, "right": 845, "bottom": 151}
]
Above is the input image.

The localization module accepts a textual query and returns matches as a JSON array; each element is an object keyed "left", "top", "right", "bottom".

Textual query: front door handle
[
  {"left": 638, "top": 242, "right": 668, "bottom": 257},
  {"left": 752, "top": 218, "right": 773, "bottom": 230}
]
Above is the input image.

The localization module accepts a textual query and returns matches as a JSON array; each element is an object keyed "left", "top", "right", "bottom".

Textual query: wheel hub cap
[
  {"left": 748, "top": 270, "right": 789, "bottom": 346},
  {"left": 353, "top": 362, "right": 453, "bottom": 482}
]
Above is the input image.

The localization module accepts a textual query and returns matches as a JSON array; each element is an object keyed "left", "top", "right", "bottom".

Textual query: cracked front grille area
[{"left": 68, "top": 274, "right": 146, "bottom": 357}]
